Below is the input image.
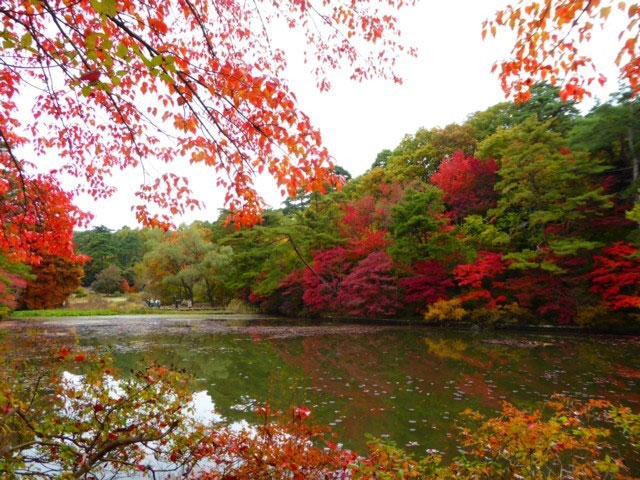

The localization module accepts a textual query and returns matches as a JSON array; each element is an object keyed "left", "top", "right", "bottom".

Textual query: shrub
[
  {"left": 73, "top": 287, "right": 89, "bottom": 298},
  {"left": 225, "top": 298, "right": 258, "bottom": 314},
  {"left": 424, "top": 298, "right": 468, "bottom": 323}
]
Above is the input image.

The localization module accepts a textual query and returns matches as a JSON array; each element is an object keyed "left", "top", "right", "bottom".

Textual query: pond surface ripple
[{"left": 2, "top": 314, "right": 639, "bottom": 455}]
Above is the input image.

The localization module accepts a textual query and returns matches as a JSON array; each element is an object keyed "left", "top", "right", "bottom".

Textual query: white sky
[{"left": 59, "top": 0, "right": 625, "bottom": 229}]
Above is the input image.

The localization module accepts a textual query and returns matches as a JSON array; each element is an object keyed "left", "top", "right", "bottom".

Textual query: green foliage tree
[
  {"left": 197, "top": 246, "right": 234, "bottom": 306},
  {"left": 91, "top": 264, "right": 124, "bottom": 294},
  {"left": 467, "top": 82, "right": 578, "bottom": 142},
  {"left": 74, "top": 226, "right": 146, "bottom": 287},
  {"left": 570, "top": 87, "right": 640, "bottom": 189},
  {"left": 74, "top": 226, "right": 117, "bottom": 286},
  {"left": 480, "top": 118, "right": 612, "bottom": 250},
  {"left": 137, "top": 226, "right": 214, "bottom": 302},
  {"left": 371, "top": 149, "right": 392, "bottom": 169},
  {"left": 389, "top": 188, "right": 463, "bottom": 264}
]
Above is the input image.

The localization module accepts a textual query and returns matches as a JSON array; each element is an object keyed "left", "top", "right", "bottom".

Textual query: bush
[
  {"left": 73, "top": 287, "right": 89, "bottom": 298},
  {"left": 424, "top": 299, "right": 468, "bottom": 323},
  {"left": 225, "top": 298, "right": 258, "bottom": 314}
]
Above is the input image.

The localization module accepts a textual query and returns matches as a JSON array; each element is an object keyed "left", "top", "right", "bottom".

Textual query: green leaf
[
  {"left": 90, "top": 0, "right": 117, "bottom": 16},
  {"left": 85, "top": 33, "right": 98, "bottom": 50},
  {"left": 159, "top": 73, "right": 174, "bottom": 84},
  {"left": 540, "top": 261, "right": 564, "bottom": 274},
  {"left": 102, "top": 52, "right": 114, "bottom": 69},
  {"left": 81, "top": 85, "right": 93, "bottom": 97},
  {"left": 19, "top": 32, "right": 32, "bottom": 49},
  {"left": 150, "top": 55, "right": 163, "bottom": 68},
  {"left": 116, "top": 43, "right": 128, "bottom": 60}
]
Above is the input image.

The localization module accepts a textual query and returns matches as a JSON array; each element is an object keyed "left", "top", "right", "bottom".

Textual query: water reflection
[{"left": 1, "top": 316, "right": 639, "bottom": 455}]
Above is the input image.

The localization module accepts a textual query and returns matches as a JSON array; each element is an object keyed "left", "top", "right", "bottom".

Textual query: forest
[{"left": 36, "top": 83, "right": 638, "bottom": 327}]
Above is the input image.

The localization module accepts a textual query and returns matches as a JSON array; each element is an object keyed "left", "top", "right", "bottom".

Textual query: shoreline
[{"left": 3, "top": 311, "right": 640, "bottom": 337}]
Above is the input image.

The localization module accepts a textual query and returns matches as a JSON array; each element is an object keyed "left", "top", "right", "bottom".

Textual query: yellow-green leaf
[
  {"left": 20, "top": 32, "right": 33, "bottom": 49},
  {"left": 90, "top": 0, "right": 117, "bottom": 16}
]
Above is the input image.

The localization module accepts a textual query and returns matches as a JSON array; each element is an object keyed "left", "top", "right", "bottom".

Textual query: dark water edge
[{"left": 272, "top": 313, "right": 640, "bottom": 336}]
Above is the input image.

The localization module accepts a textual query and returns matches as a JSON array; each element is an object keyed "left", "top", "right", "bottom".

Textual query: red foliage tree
[
  {"left": 347, "top": 229, "right": 391, "bottom": 260},
  {"left": 453, "top": 252, "right": 507, "bottom": 307},
  {"left": 399, "top": 260, "right": 454, "bottom": 312},
  {"left": 431, "top": 151, "right": 498, "bottom": 221},
  {"left": 454, "top": 252, "right": 506, "bottom": 289},
  {"left": 119, "top": 278, "right": 136, "bottom": 293},
  {"left": 0, "top": 171, "right": 88, "bottom": 265},
  {"left": 339, "top": 184, "right": 403, "bottom": 238},
  {"left": 339, "top": 251, "right": 399, "bottom": 317},
  {"left": 505, "top": 271, "right": 577, "bottom": 324},
  {"left": 273, "top": 269, "right": 306, "bottom": 316},
  {"left": 301, "top": 248, "right": 351, "bottom": 312},
  {"left": 338, "top": 184, "right": 404, "bottom": 260},
  {"left": 590, "top": 242, "right": 640, "bottom": 311}
]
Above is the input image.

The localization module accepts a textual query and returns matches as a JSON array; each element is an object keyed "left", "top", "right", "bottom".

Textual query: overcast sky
[{"left": 66, "top": 0, "right": 624, "bottom": 230}]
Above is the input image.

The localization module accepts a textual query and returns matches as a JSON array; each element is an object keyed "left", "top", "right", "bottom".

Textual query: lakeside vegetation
[{"left": 12, "top": 83, "right": 635, "bottom": 328}]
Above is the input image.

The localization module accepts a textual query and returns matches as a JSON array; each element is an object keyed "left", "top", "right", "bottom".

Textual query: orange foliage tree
[
  {"left": 18, "top": 255, "right": 84, "bottom": 309},
  {"left": 486, "top": 0, "right": 640, "bottom": 102}
]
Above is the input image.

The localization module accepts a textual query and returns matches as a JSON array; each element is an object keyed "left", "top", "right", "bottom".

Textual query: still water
[{"left": 2, "top": 314, "right": 639, "bottom": 456}]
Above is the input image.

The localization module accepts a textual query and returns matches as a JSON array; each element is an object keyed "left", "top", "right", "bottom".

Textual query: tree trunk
[
  {"left": 180, "top": 280, "right": 193, "bottom": 301},
  {"left": 204, "top": 278, "right": 215, "bottom": 306}
]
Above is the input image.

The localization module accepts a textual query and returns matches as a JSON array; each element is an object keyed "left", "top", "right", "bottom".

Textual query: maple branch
[
  {"left": 0, "top": 1, "right": 81, "bottom": 18},
  {"left": 285, "top": 233, "right": 337, "bottom": 293},
  {"left": 0, "top": 127, "right": 29, "bottom": 213},
  {"left": 107, "top": 15, "right": 234, "bottom": 166},
  {"left": 182, "top": 0, "right": 218, "bottom": 60},
  {"left": 541, "top": 0, "right": 594, "bottom": 76},
  {"left": 72, "top": 421, "right": 179, "bottom": 479}
]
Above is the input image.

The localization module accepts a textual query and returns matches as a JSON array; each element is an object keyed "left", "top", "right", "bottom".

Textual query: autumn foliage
[
  {"left": 399, "top": 260, "right": 454, "bottom": 311},
  {"left": 590, "top": 242, "right": 640, "bottom": 310},
  {"left": 486, "top": 0, "right": 640, "bottom": 102},
  {"left": 340, "top": 251, "right": 399, "bottom": 317},
  {"left": 18, "top": 255, "right": 84, "bottom": 310},
  {"left": 0, "top": 0, "right": 416, "bottom": 233},
  {"left": 431, "top": 152, "right": 498, "bottom": 221},
  {"left": 0, "top": 0, "right": 425, "bottom": 312}
]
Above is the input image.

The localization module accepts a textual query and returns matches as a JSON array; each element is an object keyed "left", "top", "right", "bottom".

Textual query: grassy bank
[{"left": 5, "top": 290, "right": 233, "bottom": 319}]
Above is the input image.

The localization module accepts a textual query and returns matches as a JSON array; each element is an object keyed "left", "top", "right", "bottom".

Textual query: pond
[{"left": 1, "top": 314, "right": 639, "bottom": 458}]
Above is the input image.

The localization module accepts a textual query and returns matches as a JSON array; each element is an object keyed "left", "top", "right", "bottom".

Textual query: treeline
[{"left": 54, "top": 84, "right": 640, "bottom": 325}]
